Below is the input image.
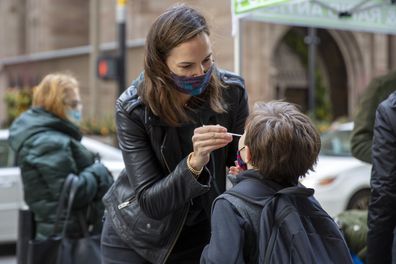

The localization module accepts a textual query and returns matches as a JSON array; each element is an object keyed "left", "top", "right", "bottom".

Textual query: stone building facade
[{"left": 0, "top": 0, "right": 396, "bottom": 125}]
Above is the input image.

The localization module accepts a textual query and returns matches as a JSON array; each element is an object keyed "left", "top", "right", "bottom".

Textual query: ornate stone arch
[
  {"left": 269, "top": 26, "right": 365, "bottom": 118},
  {"left": 327, "top": 30, "right": 366, "bottom": 115}
]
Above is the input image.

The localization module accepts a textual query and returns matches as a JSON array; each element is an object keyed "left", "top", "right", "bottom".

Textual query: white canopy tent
[{"left": 232, "top": 0, "right": 396, "bottom": 111}]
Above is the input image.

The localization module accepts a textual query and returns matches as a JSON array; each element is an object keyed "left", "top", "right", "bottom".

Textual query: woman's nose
[{"left": 192, "top": 65, "right": 205, "bottom": 77}]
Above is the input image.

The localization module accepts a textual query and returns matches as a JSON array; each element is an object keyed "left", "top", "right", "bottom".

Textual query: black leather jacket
[
  {"left": 367, "top": 91, "right": 396, "bottom": 264},
  {"left": 103, "top": 68, "right": 249, "bottom": 264}
]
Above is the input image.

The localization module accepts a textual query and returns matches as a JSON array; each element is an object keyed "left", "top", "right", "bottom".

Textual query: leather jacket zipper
[
  {"left": 159, "top": 130, "right": 189, "bottom": 263},
  {"left": 160, "top": 148, "right": 171, "bottom": 174},
  {"left": 162, "top": 205, "right": 189, "bottom": 264},
  {"left": 117, "top": 196, "right": 136, "bottom": 210},
  {"left": 160, "top": 133, "right": 171, "bottom": 173}
]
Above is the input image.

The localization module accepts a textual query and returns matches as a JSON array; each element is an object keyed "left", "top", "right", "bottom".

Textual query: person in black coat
[
  {"left": 367, "top": 91, "right": 396, "bottom": 264},
  {"left": 100, "top": 4, "right": 249, "bottom": 264}
]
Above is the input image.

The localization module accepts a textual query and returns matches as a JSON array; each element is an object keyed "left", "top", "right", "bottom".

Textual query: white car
[
  {"left": 301, "top": 122, "right": 371, "bottom": 217},
  {"left": 0, "top": 129, "right": 124, "bottom": 243}
]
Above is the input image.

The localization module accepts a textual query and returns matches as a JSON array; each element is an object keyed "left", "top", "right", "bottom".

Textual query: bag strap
[
  {"left": 277, "top": 186, "right": 314, "bottom": 196},
  {"left": 77, "top": 213, "right": 90, "bottom": 237},
  {"left": 52, "top": 174, "right": 77, "bottom": 235},
  {"left": 60, "top": 174, "right": 79, "bottom": 238},
  {"left": 52, "top": 173, "right": 91, "bottom": 238},
  {"left": 61, "top": 174, "right": 91, "bottom": 238}
]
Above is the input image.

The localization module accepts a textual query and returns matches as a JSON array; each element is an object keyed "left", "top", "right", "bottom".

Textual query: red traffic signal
[{"left": 97, "top": 56, "right": 118, "bottom": 80}]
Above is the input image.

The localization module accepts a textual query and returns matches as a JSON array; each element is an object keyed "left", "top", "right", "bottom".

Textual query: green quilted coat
[
  {"left": 351, "top": 71, "right": 396, "bottom": 163},
  {"left": 9, "top": 107, "right": 114, "bottom": 239}
]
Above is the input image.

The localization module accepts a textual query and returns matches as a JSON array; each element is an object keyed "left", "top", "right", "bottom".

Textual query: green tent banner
[
  {"left": 234, "top": 0, "right": 291, "bottom": 14},
  {"left": 233, "top": 0, "right": 396, "bottom": 34}
]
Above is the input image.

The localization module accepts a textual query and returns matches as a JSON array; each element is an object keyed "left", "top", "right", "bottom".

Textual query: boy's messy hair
[{"left": 244, "top": 101, "right": 321, "bottom": 183}]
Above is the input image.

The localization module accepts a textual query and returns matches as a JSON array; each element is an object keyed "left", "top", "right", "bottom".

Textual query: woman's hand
[
  {"left": 228, "top": 165, "right": 242, "bottom": 175},
  {"left": 189, "top": 125, "right": 233, "bottom": 171}
]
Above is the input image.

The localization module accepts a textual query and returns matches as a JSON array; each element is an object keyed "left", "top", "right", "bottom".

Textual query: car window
[
  {"left": 0, "top": 139, "right": 15, "bottom": 167},
  {"left": 320, "top": 130, "right": 351, "bottom": 157}
]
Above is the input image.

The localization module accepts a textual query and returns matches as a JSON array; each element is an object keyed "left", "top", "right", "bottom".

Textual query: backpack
[{"left": 221, "top": 179, "right": 353, "bottom": 264}]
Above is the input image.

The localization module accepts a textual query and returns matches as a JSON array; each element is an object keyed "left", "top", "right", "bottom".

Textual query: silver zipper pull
[{"left": 118, "top": 200, "right": 131, "bottom": 209}]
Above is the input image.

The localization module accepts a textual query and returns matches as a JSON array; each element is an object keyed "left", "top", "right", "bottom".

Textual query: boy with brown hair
[{"left": 201, "top": 101, "right": 352, "bottom": 264}]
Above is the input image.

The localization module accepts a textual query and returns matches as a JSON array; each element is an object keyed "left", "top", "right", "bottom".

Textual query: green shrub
[
  {"left": 3, "top": 87, "right": 33, "bottom": 127},
  {"left": 80, "top": 116, "right": 116, "bottom": 136}
]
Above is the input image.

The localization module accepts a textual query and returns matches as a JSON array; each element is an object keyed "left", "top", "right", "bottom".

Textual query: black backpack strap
[{"left": 277, "top": 186, "right": 314, "bottom": 197}]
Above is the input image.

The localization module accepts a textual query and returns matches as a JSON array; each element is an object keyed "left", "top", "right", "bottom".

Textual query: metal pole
[
  {"left": 89, "top": 0, "right": 100, "bottom": 119},
  {"left": 116, "top": 0, "right": 127, "bottom": 97},
  {"left": 307, "top": 27, "right": 318, "bottom": 114},
  {"left": 234, "top": 19, "right": 242, "bottom": 75}
]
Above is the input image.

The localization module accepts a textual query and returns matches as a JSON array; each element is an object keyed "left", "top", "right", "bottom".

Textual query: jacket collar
[
  {"left": 9, "top": 107, "right": 82, "bottom": 153},
  {"left": 235, "top": 170, "right": 298, "bottom": 190}
]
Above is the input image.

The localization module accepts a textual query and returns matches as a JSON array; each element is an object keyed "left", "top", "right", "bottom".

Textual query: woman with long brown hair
[{"left": 101, "top": 4, "right": 249, "bottom": 263}]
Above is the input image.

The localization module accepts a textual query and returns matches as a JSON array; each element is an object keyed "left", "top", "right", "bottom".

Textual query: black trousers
[{"left": 101, "top": 216, "right": 210, "bottom": 264}]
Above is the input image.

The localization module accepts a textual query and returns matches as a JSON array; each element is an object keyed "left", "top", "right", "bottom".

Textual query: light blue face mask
[{"left": 66, "top": 109, "right": 82, "bottom": 125}]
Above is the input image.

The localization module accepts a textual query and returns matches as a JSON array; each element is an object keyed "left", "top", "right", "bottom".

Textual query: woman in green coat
[{"left": 8, "top": 73, "right": 114, "bottom": 239}]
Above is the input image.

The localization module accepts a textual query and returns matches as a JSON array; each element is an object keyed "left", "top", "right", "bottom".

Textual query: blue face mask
[
  {"left": 66, "top": 109, "right": 82, "bottom": 125},
  {"left": 171, "top": 66, "right": 213, "bottom": 96}
]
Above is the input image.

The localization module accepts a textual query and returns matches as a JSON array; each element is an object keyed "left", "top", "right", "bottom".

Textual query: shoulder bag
[{"left": 27, "top": 174, "right": 101, "bottom": 264}]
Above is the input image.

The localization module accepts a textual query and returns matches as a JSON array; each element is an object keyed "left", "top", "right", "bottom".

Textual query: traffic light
[{"left": 97, "top": 56, "right": 118, "bottom": 80}]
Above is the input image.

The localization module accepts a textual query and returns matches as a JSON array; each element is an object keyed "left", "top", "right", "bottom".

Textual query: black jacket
[
  {"left": 367, "top": 91, "right": 396, "bottom": 264},
  {"left": 103, "top": 68, "right": 249, "bottom": 264}
]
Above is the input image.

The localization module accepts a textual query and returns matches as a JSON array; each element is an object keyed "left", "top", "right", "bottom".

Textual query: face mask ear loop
[{"left": 236, "top": 147, "right": 248, "bottom": 171}]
